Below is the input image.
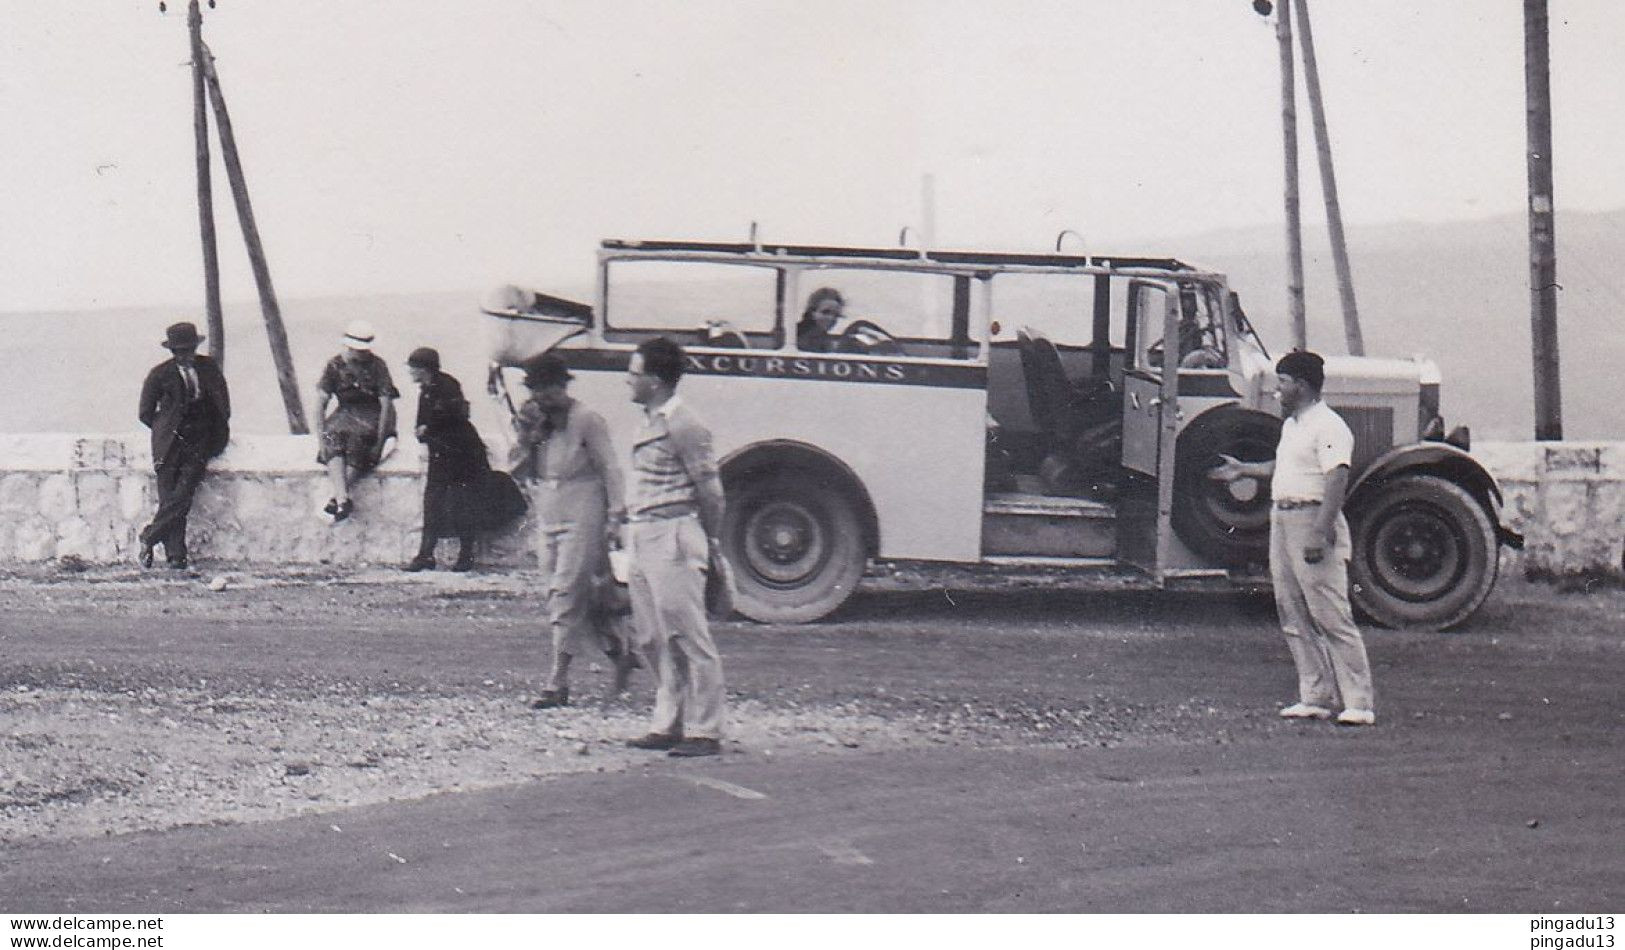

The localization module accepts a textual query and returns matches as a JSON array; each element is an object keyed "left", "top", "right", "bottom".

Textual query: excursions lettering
[{"left": 684, "top": 353, "right": 908, "bottom": 382}]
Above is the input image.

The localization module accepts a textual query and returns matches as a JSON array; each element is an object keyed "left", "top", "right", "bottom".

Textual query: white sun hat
[{"left": 342, "top": 319, "right": 377, "bottom": 351}]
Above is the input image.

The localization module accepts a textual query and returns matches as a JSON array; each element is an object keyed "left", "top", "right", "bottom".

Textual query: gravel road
[{"left": 2, "top": 563, "right": 1622, "bottom": 911}]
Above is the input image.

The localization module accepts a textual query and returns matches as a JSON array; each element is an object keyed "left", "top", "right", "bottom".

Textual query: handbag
[{"left": 480, "top": 470, "right": 529, "bottom": 529}]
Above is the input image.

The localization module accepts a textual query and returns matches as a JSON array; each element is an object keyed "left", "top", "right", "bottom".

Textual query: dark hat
[
  {"left": 406, "top": 347, "right": 440, "bottom": 370},
  {"left": 522, "top": 353, "right": 573, "bottom": 388},
  {"left": 161, "top": 322, "right": 203, "bottom": 351},
  {"left": 1275, "top": 349, "right": 1326, "bottom": 391}
]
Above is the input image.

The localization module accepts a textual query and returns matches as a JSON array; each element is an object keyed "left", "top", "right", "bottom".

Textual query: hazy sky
[{"left": 4, "top": 1, "right": 1623, "bottom": 311}]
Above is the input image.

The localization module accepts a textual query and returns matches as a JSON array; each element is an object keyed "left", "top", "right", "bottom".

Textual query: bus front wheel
[
  {"left": 723, "top": 473, "right": 866, "bottom": 624},
  {"left": 1348, "top": 473, "right": 1498, "bottom": 631}
]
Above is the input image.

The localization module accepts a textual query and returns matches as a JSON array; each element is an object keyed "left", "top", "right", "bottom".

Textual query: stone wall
[
  {"left": 0, "top": 434, "right": 535, "bottom": 568},
  {"left": 1, "top": 434, "right": 1622, "bottom": 580},
  {"left": 1475, "top": 441, "right": 1625, "bottom": 581}
]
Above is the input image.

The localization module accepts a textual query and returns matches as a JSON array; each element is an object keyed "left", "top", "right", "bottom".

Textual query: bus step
[{"left": 982, "top": 493, "right": 1117, "bottom": 558}]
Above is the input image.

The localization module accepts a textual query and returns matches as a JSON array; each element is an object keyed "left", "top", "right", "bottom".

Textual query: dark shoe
[
  {"left": 322, "top": 498, "right": 339, "bottom": 516},
  {"left": 167, "top": 558, "right": 190, "bottom": 571},
  {"left": 404, "top": 555, "right": 436, "bottom": 572},
  {"left": 450, "top": 558, "right": 475, "bottom": 573},
  {"left": 625, "top": 732, "right": 682, "bottom": 751},
  {"left": 332, "top": 499, "right": 353, "bottom": 523},
  {"left": 138, "top": 541, "right": 155, "bottom": 569},
  {"left": 667, "top": 737, "right": 722, "bottom": 758},
  {"left": 528, "top": 689, "right": 569, "bottom": 710}
]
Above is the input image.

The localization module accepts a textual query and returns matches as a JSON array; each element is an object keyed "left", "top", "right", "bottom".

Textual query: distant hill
[
  {"left": 1166, "top": 208, "right": 1625, "bottom": 440},
  {"left": 4, "top": 208, "right": 1620, "bottom": 441}
]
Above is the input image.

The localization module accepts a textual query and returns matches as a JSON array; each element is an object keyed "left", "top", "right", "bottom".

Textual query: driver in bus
[
  {"left": 1176, "top": 287, "right": 1225, "bottom": 368},
  {"left": 1148, "top": 288, "right": 1226, "bottom": 370}
]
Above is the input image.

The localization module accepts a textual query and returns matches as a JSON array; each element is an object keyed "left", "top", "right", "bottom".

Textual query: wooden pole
[
  {"left": 1276, "top": 0, "right": 1306, "bottom": 350},
  {"left": 188, "top": 0, "right": 224, "bottom": 368},
  {"left": 1524, "top": 0, "right": 1563, "bottom": 440},
  {"left": 198, "top": 42, "right": 309, "bottom": 434},
  {"left": 1293, "top": 0, "right": 1364, "bottom": 357}
]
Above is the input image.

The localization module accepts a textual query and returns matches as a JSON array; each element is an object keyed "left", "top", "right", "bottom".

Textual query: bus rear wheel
[
  {"left": 723, "top": 473, "right": 866, "bottom": 623},
  {"left": 1348, "top": 473, "right": 1498, "bottom": 631}
]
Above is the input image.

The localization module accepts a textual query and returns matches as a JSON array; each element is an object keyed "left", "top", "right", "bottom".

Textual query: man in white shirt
[{"left": 1210, "top": 350, "right": 1375, "bottom": 726}]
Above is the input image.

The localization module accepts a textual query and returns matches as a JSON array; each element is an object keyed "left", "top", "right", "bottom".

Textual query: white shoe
[
  {"left": 1278, "top": 702, "right": 1333, "bottom": 720},
  {"left": 1336, "top": 708, "right": 1376, "bottom": 726}
]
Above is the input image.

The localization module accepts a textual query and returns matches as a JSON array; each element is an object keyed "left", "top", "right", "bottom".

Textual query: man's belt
[
  {"left": 628, "top": 502, "right": 699, "bottom": 523},
  {"left": 1274, "top": 498, "right": 1323, "bottom": 510},
  {"left": 532, "top": 473, "right": 597, "bottom": 486}
]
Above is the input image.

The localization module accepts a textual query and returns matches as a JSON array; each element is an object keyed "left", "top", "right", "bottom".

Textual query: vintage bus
[{"left": 484, "top": 238, "right": 1518, "bottom": 630}]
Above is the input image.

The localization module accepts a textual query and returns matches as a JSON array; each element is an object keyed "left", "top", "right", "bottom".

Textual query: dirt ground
[{"left": 1, "top": 562, "right": 1622, "bottom": 911}]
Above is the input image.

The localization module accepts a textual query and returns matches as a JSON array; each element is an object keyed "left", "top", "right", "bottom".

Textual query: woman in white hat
[{"left": 312, "top": 319, "right": 398, "bottom": 522}]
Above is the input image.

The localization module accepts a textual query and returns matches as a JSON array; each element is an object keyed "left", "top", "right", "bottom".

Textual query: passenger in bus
[
  {"left": 796, "top": 287, "right": 905, "bottom": 356},
  {"left": 795, "top": 287, "right": 847, "bottom": 353}
]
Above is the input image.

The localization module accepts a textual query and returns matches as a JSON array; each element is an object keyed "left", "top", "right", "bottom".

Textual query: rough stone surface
[
  {"left": 1478, "top": 440, "right": 1625, "bottom": 581},
  {"left": 0, "top": 434, "right": 537, "bottom": 567},
  {"left": 1, "top": 434, "right": 1621, "bottom": 579}
]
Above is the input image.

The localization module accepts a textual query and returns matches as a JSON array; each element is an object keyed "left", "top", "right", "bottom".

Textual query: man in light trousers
[
  {"left": 1210, "top": 349, "right": 1376, "bottom": 726},
  {"left": 621, "top": 337, "right": 729, "bottom": 758}
]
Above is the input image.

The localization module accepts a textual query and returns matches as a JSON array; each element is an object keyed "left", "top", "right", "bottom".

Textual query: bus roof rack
[{"left": 598, "top": 238, "right": 1194, "bottom": 273}]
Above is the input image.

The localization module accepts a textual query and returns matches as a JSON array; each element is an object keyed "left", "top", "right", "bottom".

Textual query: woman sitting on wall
[{"left": 312, "top": 320, "right": 398, "bottom": 522}]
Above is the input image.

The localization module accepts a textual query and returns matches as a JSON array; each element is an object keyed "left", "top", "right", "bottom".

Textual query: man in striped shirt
[{"left": 621, "top": 337, "right": 730, "bottom": 758}]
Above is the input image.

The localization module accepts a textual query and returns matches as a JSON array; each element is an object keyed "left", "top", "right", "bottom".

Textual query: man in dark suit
[{"left": 137, "top": 322, "right": 231, "bottom": 569}]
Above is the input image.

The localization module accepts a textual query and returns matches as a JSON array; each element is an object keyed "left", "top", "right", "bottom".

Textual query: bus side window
[{"left": 604, "top": 260, "right": 780, "bottom": 348}]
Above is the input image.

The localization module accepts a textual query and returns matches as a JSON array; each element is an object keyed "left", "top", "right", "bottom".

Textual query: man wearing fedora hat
[
  {"left": 137, "top": 321, "right": 231, "bottom": 569},
  {"left": 511, "top": 352, "right": 630, "bottom": 708}
]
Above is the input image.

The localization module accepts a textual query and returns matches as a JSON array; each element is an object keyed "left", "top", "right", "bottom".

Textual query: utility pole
[
  {"left": 187, "top": 0, "right": 224, "bottom": 368},
  {"left": 1293, "top": 0, "right": 1364, "bottom": 356},
  {"left": 1524, "top": 0, "right": 1563, "bottom": 440},
  {"left": 1275, "top": 0, "right": 1307, "bottom": 350},
  {"left": 198, "top": 41, "right": 308, "bottom": 434}
]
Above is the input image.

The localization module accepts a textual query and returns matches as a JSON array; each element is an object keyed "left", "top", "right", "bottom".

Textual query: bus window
[
  {"left": 987, "top": 273, "right": 1120, "bottom": 348},
  {"left": 604, "top": 260, "right": 780, "bottom": 348}
]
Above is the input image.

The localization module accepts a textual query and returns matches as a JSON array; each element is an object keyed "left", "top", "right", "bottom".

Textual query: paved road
[
  {"left": 2, "top": 572, "right": 1622, "bottom": 911},
  {"left": 5, "top": 735, "right": 1620, "bottom": 913}
]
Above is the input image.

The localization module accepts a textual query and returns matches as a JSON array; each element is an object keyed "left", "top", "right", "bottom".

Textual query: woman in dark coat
[{"left": 404, "top": 348, "right": 492, "bottom": 571}]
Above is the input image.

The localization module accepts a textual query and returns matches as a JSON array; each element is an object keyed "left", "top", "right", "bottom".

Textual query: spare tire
[{"left": 1171, "top": 406, "right": 1282, "bottom": 567}]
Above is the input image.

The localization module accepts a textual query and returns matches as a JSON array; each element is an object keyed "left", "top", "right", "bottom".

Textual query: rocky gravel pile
[
  {"left": 0, "top": 677, "right": 1254, "bottom": 846},
  {"left": 0, "top": 681, "right": 919, "bottom": 844}
]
